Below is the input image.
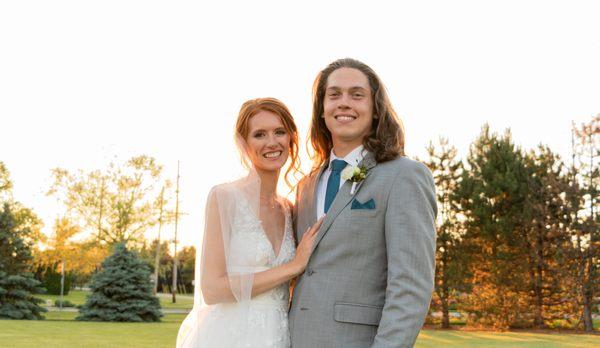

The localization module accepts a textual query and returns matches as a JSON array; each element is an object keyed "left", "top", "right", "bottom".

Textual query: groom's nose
[{"left": 338, "top": 94, "right": 351, "bottom": 109}]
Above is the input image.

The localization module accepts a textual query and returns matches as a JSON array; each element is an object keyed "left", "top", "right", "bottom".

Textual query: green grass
[
  {"left": 0, "top": 313, "right": 187, "bottom": 348},
  {"left": 37, "top": 290, "right": 89, "bottom": 307},
  {"left": 416, "top": 330, "right": 599, "bottom": 347},
  {"left": 156, "top": 293, "right": 194, "bottom": 309},
  {"left": 37, "top": 290, "right": 193, "bottom": 310},
  {"left": 0, "top": 313, "right": 597, "bottom": 348}
]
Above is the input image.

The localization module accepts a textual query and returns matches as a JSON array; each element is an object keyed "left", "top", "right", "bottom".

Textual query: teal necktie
[{"left": 324, "top": 159, "right": 347, "bottom": 213}]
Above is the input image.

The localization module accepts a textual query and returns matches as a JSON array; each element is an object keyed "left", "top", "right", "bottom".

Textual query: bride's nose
[{"left": 265, "top": 134, "right": 279, "bottom": 147}]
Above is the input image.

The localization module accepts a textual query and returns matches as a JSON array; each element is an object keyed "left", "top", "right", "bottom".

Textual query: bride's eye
[
  {"left": 275, "top": 129, "right": 287, "bottom": 136},
  {"left": 253, "top": 131, "right": 265, "bottom": 138}
]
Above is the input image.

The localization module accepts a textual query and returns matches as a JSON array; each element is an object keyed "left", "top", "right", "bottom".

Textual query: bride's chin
[{"left": 256, "top": 163, "right": 285, "bottom": 173}]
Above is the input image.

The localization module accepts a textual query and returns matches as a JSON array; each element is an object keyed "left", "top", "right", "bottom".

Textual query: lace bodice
[
  {"left": 227, "top": 192, "right": 295, "bottom": 304},
  {"left": 177, "top": 186, "right": 294, "bottom": 348}
]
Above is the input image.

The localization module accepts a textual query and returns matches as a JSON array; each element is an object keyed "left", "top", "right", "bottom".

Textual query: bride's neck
[{"left": 255, "top": 168, "right": 279, "bottom": 199}]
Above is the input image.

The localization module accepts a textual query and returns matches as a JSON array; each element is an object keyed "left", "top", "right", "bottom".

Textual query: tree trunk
[
  {"left": 534, "top": 226, "right": 545, "bottom": 328},
  {"left": 441, "top": 285, "right": 450, "bottom": 329}
]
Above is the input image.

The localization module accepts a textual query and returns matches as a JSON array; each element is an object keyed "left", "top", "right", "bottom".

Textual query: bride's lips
[{"left": 262, "top": 150, "right": 283, "bottom": 160}]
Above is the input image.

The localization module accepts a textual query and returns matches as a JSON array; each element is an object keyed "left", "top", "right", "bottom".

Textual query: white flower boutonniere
[{"left": 341, "top": 164, "right": 368, "bottom": 194}]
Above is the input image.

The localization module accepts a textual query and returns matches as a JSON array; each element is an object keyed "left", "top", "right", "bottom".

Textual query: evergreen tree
[
  {"left": 77, "top": 243, "right": 162, "bottom": 322},
  {"left": 568, "top": 116, "right": 599, "bottom": 331},
  {"left": 0, "top": 203, "right": 47, "bottom": 320},
  {"left": 423, "top": 137, "right": 465, "bottom": 328},
  {"left": 457, "top": 125, "right": 532, "bottom": 329},
  {"left": 524, "top": 146, "right": 574, "bottom": 328}
]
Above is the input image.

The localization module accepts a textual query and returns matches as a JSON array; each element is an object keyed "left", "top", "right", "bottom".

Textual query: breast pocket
[
  {"left": 349, "top": 197, "right": 380, "bottom": 218},
  {"left": 350, "top": 207, "right": 379, "bottom": 218}
]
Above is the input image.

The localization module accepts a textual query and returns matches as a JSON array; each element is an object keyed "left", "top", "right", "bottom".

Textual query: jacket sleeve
[{"left": 373, "top": 161, "right": 437, "bottom": 348}]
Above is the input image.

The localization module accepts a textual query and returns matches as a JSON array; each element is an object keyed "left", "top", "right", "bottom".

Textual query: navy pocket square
[{"left": 351, "top": 198, "right": 376, "bottom": 210}]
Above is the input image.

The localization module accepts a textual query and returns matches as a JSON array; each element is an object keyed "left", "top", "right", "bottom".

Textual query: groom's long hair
[{"left": 308, "top": 58, "right": 405, "bottom": 170}]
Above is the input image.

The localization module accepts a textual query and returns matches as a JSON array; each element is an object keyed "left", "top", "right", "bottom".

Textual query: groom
[{"left": 290, "top": 58, "right": 437, "bottom": 348}]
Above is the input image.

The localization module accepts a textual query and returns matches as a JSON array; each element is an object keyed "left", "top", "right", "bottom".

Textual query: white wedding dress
[{"left": 178, "top": 189, "right": 296, "bottom": 348}]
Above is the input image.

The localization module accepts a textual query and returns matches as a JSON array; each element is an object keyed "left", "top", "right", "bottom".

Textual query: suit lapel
[
  {"left": 297, "top": 165, "right": 325, "bottom": 241},
  {"left": 312, "top": 152, "right": 378, "bottom": 251}
]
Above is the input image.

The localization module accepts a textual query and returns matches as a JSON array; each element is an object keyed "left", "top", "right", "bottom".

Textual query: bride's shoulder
[{"left": 207, "top": 182, "right": 242, "bottom": 201}]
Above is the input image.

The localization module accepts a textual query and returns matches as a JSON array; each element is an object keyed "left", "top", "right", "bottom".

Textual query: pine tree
[
  {"left": 0, "top": 203, "right": 47, "bottom": 320},
  {"left": 76, "top": 243, "right": 162, "bottom": 322},
  {"left": 524, "top": 146, "right": 574, "bottom": 328},
  {"left": 423, "top": 137, "right": 465, "bottom": 328},
  {"left": 568, "top": 116, "right": 599, "bottom": 331},
  {"left": 457, "top": 125, "right": 532, "bottom": 329}
]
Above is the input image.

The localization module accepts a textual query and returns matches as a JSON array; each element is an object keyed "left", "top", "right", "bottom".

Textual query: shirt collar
[{"left": 328, "top": 145, "right": 366, "bottom": 170}]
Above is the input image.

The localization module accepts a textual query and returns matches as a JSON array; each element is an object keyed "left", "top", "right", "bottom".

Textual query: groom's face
[{"left": 323, "top": 67, "right": 374, "bottom": 151}]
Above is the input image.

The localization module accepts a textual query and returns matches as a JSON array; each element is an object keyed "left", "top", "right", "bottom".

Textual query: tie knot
[{"left": 330, "top": 159, "right": 347, "bottom": 173}]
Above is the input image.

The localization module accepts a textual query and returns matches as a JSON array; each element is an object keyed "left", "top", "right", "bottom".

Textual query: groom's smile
[{"left": 334, "top": 114, "right": 357, "bottom": 123}]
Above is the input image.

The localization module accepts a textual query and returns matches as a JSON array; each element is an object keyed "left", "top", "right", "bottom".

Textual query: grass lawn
[
  {"left": 0, "top": 313, "right": 597, "bottom": 348},
  {"left": 37, "top": 290, "right": 194, "bottom": 310},
  {"left": 0, "top": 312, "right": 186, "bottom": 348}
]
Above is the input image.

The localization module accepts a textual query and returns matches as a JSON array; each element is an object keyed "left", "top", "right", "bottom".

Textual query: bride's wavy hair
[
  {"left": 308, "top": 58, "right": 405, "bottom": 170},
  {"left": 235, "top": 97, "right": 302, "bottom": 189}
]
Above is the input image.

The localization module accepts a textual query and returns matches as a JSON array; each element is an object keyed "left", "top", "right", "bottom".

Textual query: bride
[{"left": 177, "top": 97, "right": 324, "bottom": 348}]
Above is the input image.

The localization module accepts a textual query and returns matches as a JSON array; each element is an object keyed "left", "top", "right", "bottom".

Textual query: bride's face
[{"left": 245, "top": 110, "right": 291, "bottom": 173}]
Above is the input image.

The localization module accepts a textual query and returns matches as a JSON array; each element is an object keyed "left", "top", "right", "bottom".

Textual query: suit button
[
  {"left": 300, "top": 307, "right": 308, "bottom": 311},
  {"left": 307, "top": 269, "right": 315, "bottom": 276}
]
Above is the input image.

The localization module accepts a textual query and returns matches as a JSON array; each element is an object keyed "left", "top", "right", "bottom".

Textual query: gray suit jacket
[{"left": 289, "top": 154, "right": 437, "bottom": 348}]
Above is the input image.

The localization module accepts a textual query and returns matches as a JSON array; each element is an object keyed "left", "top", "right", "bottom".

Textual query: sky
[{"left": 1, "top": 1, "right": 599, "bottom": 249}]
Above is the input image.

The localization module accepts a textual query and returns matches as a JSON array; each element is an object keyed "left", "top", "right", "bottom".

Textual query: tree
[
  {"left": 176, "top": 246, "right": 196, "bottom": 294},
  {"left": 567, "top": 115, "right": 599, "bottom": 331},
  {"left": 34, "top": 217, "right": 109, "bottom": 293},
  {"left": 76, "top": 243, "right": 162, "bottom": 322},
  {"left": 523, "top": 146, "right": 574, "bottom": 328},
  {"left": 137, "top": 240, "right": 172, "bottom": 293},
  {"left": 0, "top": 203, "right": 47, "bottom": 320},
  {"left": 136, "top": 242, "right": 195, "bottom": 294},
  {"left": 1, "top": 161, "right": 45, "bottom": 247},
  {"left": 457, "top": 125, "right": 532, "bottom": 329},
  {"left": 0, "top": 161, "right": 13, "bottom": 202},
  {"left": 423, "top": 137, "right": 465, "bottom": 328},
  {"left": 48, "top": 155, "right": 173, "bottom": 246}
]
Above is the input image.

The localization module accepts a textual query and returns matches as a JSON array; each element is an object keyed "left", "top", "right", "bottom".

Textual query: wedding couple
[{"left": 177, "top": 58, "right": 437, "bottom": 348}]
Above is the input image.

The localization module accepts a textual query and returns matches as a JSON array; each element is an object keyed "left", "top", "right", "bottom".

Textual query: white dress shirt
[{"left": 316, "top": 145, "right": 366, "bottom": 218}]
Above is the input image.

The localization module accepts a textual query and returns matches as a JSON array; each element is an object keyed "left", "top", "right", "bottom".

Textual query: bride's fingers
[{"left": 310, "top": 216, "right": 326, "bottom": 235}]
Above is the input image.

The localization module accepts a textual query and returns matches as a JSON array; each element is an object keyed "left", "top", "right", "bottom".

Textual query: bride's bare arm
[{"left": 201, "top": 193, "right": 324, "bottom": 305}]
